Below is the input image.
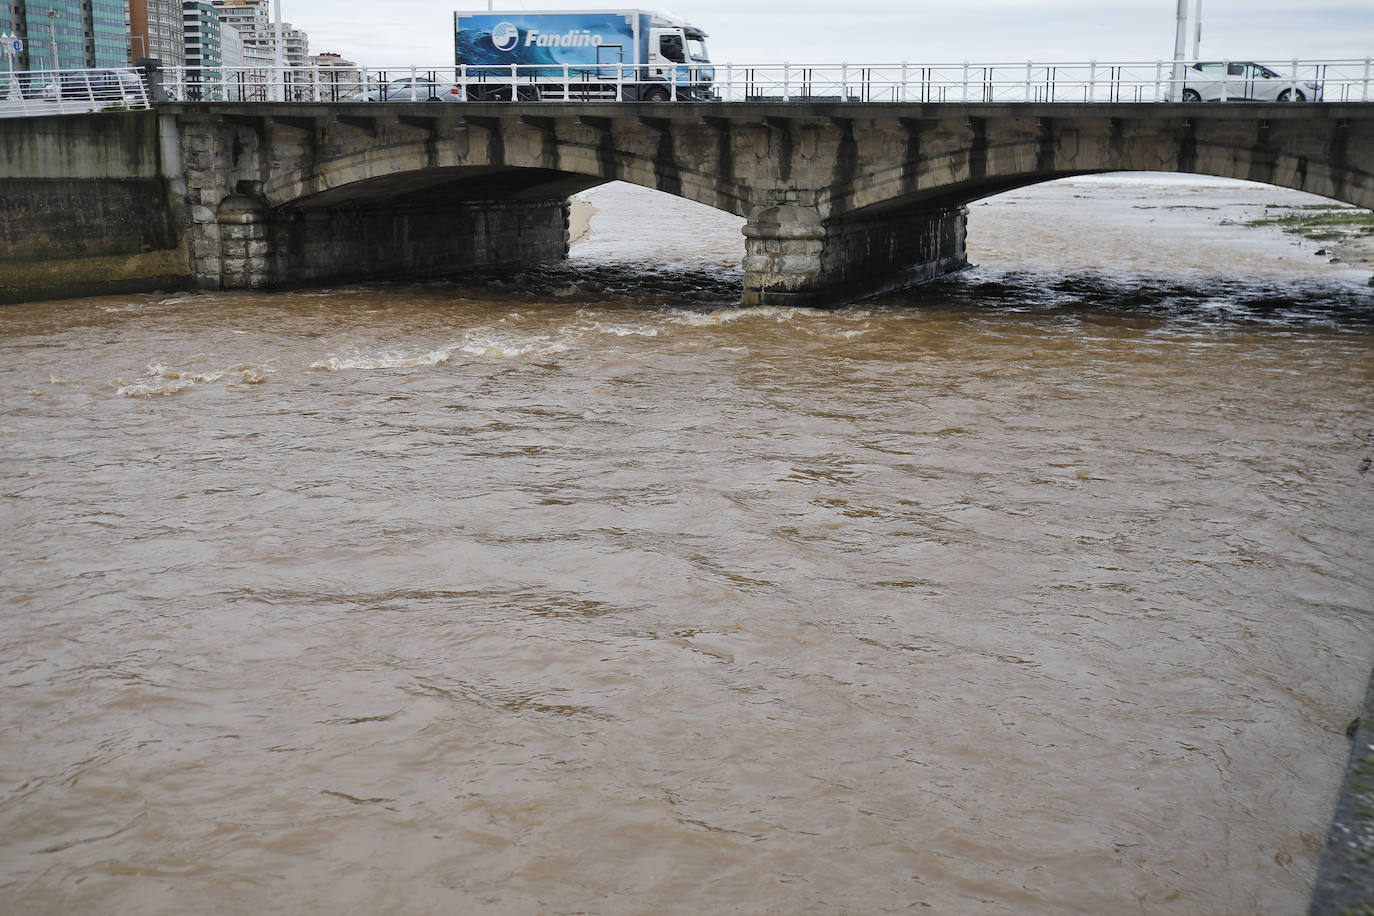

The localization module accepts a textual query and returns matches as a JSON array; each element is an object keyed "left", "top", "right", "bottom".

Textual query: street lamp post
[
  {"left": 1191, "top": 0, "right": 1203, "bottom": 60},
  {"left": 274, "top": 0, "right": 285, "bottom": 100},
  {"left": 1171, "top": 0, "right": 1188, "bottom": 101},
  {"left": 1, "top": 32, "right": 18, "bottom": 99},
  {"left": 47, "top": 8, "right": 58, "bottom": 71}
]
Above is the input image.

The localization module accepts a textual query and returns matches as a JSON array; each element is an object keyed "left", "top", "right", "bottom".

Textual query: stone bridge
[{"left": 3, "top": 101, "right": 1373, "bottom": 305}]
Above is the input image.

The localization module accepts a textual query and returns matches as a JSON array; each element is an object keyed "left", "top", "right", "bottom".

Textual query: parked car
[
  {"left": 43, "top": 68, "right": 144, "bottom": 102},
  {"left": 1181, "top": 62, "right": 1321, "bottom": 102},
  {"left": 355, "top": 76, "right": 463, "bottom": 102}
]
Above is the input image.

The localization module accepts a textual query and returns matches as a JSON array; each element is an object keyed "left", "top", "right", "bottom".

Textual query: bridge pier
[
  {"left": 190, "top": 193, "right": 571, "bottom": 291},
  {"left": 742, "top": 205, "right": 968, "bottom": 308}
]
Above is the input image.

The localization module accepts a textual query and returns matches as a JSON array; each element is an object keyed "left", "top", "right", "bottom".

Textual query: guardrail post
[
  {"left": 783, "top": 61, "right": 790, "bottom": 102},
  {"left": 458, "top": 63, "right": 467, "bottom": 99},
  {"left": 900, "top": 61, "right": 908, "bottom": 102},
  {"left": 1088, "top": 60, "right": 1096, "bottom": 102},
  {"left": 509, "top": 63, "right": 517, "bottom": 100},
  {"left": 562, "top": 63, "right": 569, "bottom": 101},
  {"left": 615, "top": 63, "right": 622, "bottom": 101},
  {"left": 1154, "top": 60, "right": 1162, "bottom": 102},
  {"left": 1289, "top": 58, "right": 1298, "bottom": 101},
  {"left": 961, "top": 61, "right": 969, "bottom": 102},
  {"left": 1024, "top": 60, "right": 1032, "bottom": 102},
  {"left": 1364, "top": 57, "right": 1371, "bottom": 102},
  {"left": 1221, "top": 58, "right": 1230, "bottom": 102},
  {"left": 841, "top": 61, "right": 849, "bottom": 102}
]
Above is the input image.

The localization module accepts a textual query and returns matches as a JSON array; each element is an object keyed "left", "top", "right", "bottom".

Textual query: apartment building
[
  {"left": 210, "top": 0, "right": 306, "bottom": 67},
  {"left": 2, "top": 0, "right": 131, "bottom": 69},
  {"left": 131, "top": 0, "right": 184, "bottom": 65}
]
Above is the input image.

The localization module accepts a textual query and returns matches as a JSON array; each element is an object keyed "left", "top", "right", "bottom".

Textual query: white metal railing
[
  {"left": 154, "top": 58, "right": 1373, "bottom": 106},
  {"left": 0, "top": 66, "right": 151, "bottom": 117},
  {"left": 3, "top": 59, "right": 1370, "bottom": 117}
]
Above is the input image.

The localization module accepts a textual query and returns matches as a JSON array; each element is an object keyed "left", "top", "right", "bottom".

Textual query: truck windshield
[{"left": 687, "top": 37, "right": 709, "bottom": 62}]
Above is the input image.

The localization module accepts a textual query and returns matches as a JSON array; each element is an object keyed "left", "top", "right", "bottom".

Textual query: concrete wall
[{"left": 0, "top": 111, "right": 191, "bottom": 304}]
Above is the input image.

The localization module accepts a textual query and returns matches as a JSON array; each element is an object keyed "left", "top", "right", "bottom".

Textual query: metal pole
[
  {"left": 274, "top": 0, "right": 285, "bottom": 101},
  {"left": 1191, "top": 0, "right": 1203, "bottom": 60},
  {"left": 1172, "top": 0, "right": 1188, "bottom": 101},
  {"left": 48, "top": 8, "right": 59, "bottom": 71},
  {"left": 2, "top": 34, "right": 14, "bottom": 100}
]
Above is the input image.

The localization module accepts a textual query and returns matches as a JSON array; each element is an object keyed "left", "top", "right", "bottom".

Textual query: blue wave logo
[{"left": 491, "top": 21, "right": 520, "bottom": 52}]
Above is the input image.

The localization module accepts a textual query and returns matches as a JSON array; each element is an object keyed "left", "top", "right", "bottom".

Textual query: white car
[
  {"left": 44, "top": 68, "right": 144, "bottom": 102},
  {"left": 1181, "top": 62, "right": 1321, "bottom": 102},
  {"left": 355, "top": 76, "right": 463, "bottom": 102}
]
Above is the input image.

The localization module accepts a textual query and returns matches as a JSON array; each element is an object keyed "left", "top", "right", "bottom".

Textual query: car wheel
[
  {"left": 1181, "top": 88, "right": 1201, "bottom": 102},
  {"left": 1278, "top": 89, "right": 1305, "bottom": 102},
  {"left": 642, "top": 86, "right": 671, "bottom": 102}
]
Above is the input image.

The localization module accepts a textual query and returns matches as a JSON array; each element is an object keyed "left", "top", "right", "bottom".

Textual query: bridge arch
[
  {"left": 260, "top": 122, "right": 754, "bottom": 218},
  {"left": 820, "top": 116, "right": 1374, "bottom": 223},
  {"left": 172, "top": 102, "right": 1374, "bottom": 304}
]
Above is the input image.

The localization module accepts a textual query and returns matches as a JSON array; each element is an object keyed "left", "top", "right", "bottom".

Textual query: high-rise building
[
  {"left": 3, "top": 0, "right": 132, "bottom": 70},
  {"left": 310, "top": 51, "right": 358, "bottom": 99},
  {"left": 131, "top": 0, "right": 185, "bottom": 65},
  {"left": 210, "top": 0, "right": 307, "bottom": 68},
  {"left": 208, "top": 0, "right": 266, "bottom": 37},
  {"left": 182, "top": 1, "right": 222, "bottom": 69}
]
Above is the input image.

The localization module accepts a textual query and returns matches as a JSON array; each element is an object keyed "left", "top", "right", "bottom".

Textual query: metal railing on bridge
[
  {"left": 0, "top": 66, "right": 151, "bottom": 117},
  {"left": 154, "top": 58, "right": 1371, "bottom": 106},
  {"left": 1, "top": 58, "right": 1370, "bottom": 118}
]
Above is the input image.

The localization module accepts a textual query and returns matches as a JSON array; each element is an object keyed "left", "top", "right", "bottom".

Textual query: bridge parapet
[
  {"left": 145, "top": 59, "right": 1374, "bottom": 107},
  {"left": 3, "top": 101, "right": 1372, "bottom": 304}
]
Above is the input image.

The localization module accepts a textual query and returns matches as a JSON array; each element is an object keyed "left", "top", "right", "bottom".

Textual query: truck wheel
[{"left": 642, "top": 86, "right": 671, "bottom": 102}]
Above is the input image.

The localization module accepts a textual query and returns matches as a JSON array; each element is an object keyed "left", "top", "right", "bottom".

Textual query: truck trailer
[{"left": 454, "top": 9, "right": 715, "bottom": 101}]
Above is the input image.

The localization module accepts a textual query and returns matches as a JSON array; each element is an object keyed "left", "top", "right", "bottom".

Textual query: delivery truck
[{"left": 454, "top": 9, "right": 715, "bottom": 101}]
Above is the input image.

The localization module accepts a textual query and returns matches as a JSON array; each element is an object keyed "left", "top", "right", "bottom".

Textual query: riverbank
[
  {"left": 569, "top": 198, "right": 597, "bottom": 246},
  {"left": 968, "top": 173, "right": 1374, "bottom": 286},
  {"left": 1244, "top": 203, "right": 1374, "bottom": 271}
]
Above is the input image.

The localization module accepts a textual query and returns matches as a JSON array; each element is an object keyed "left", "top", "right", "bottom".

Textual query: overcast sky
[{"left": 282, "top": 0, "right": 1374, "bottom": 68}]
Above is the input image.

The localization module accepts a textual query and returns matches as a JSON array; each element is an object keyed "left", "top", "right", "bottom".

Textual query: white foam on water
[
  {"left": 309, "top": 346, "right": 460, "bottom": 371},
  {"left": 110, "top": 363, "right": 226, "bottom": 397},
  {"left": 670, "top": 305, "right": 833, "bottom": 327},
  {"left": 147, "top": 364, "right": 225, "bottom": 384},
  {"left": 236, "top": 366, "right": 273, "bottom": 385},
  {"left": 112, "top": 377, "right": 197, "bottom": 398},
  {"left": 457, "top": 333, "right": 570, "bottom": 359}
]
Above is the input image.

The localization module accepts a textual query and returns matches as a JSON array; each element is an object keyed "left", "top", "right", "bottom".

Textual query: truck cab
[{"left": 646, "top": 23, "right": 712, "bottom": 98}]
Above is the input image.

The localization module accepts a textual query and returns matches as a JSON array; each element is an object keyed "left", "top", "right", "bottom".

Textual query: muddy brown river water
[{"left": 1, "top": 176, "right": 1372, "bottom": 914}]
